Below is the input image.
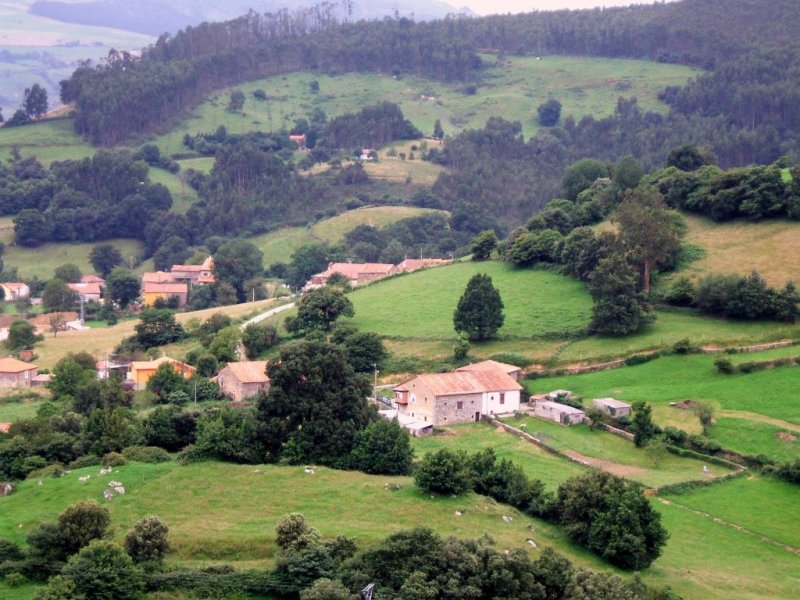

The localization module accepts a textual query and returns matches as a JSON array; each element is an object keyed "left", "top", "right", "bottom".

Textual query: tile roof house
[
  {"left": 0, "top": 283, "right": 30, "bottom": 300},
  {"left": 395, "top": 258, "right": 450, "bottom": 273},
  {"left": 456, "top": 359, "right": 524, "bottom": 382},
  {"left": 141, "top": 282, "right": 189, "bottom": 307},
  {"left": 305, "top": 262, "right": 396, "bottom": 289},
  {"left": 81, "top": 275, "right": 106, "bottom": 284},
  {"left": 128, "top": 356, "right": 195, "bottom": 390},
  {"left": 29, "top": 312, "right": 80, "bottom": 334},
  {"left": 68, "top": 282, "right": 104, "bottom": 302},
  {"left": 170, "top": 256, "right": 214, "bottom": 285},
  {"left": 0, "top": 357, "right": 38, "bottom": 388},
  {"left": 218, "top": 361, "right": 270, "bottom": 402},
  {"left": 393, "top": 370, "right": 522, "bottom": 426},
  {"left": 142, "top": 271, "right": 176, "bottom": 284}
]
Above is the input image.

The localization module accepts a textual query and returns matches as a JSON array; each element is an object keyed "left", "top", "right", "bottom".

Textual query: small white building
[
  {"left": 378, "top": 409, "right": 433, "bottom": 437},
  {"left": 592, "top": 398, "right": 632, "bottom": 418},
  {"left": 533, "top": 401, "right": 585, "bottom": 425},
  {"left": 547, "top": 389, "right": 573, "bottom": 401}
]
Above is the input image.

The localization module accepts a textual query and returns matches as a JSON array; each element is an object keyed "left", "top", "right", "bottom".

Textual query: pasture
[{"left": 151, "top": 55, "right": 696, "bottom": 155}]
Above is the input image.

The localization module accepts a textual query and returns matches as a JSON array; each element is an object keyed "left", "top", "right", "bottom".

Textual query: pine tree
[{"left": 453, "top": 274, "right": 504, "bottom": 341}]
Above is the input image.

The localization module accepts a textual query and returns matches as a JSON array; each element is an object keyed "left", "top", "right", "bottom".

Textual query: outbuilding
[
  {"left": 533, "top": 400, "right": 585, "bottom": 425},
  {"left": 592, "top": 397, "right": 632, "bottom": 418}
]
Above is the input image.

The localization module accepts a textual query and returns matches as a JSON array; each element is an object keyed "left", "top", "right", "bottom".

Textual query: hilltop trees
[
  {"left": 23, "top": 83, "right": 48, "bottom": 119},
  {"left": 454, "top": 274, "right": 504, "bottom": 340}
]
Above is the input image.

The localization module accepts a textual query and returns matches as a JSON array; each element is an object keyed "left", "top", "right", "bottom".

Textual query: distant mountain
[{"left": 29, "top": 0, "right": 473, "bottom": 37}]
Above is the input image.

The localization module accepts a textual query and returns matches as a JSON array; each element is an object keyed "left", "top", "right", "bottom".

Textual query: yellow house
[
  {"left": 141, "top": 282, "right": 189, "bottom": 307},
  {"left": 128, "top": 356, "right": 195, "bottom": 390}
]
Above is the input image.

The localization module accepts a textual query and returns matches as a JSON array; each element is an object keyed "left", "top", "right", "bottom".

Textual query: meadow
[
  {"left": 150, "top": 55, "right": 697, "bottom": 155},
  {"left": 528, "top": 351, "right": 800, "bottom": 460},
  {"left": 250, "top": 205, "right": 445, "bottom": 265},
  {"left": 345, "top": 261, "right": 593, "bottom": 339}
]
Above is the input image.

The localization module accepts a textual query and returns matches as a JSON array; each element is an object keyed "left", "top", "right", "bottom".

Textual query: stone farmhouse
[
  {"left": 592, "top": 398, "right": 632, "bottom": 418},
  {"left": 141, "top": 257, "right": 215, "bottom": 307},
  {"left": 0, "top": 357, "right": 38, "bottom": 388},
  {"left": 218, "top": 361, "right": 270, "bottom": 402},
  {"left": 393, "top": 370, "right": 522, "bottom": 427}
]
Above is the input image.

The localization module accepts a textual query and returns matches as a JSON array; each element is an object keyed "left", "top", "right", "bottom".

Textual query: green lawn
[
  {"left": 0, "top": 400, "right": 44, "bottom": 423},
  {"left": 412, "top": 422, "right": 586, "bottom": 488},
  {"left": 710, "top": 417, "right": 800, "bottom": 462},
  {"left": 346, "top": 261, "right": 593, "bottom": 340},
  {"left": 503, "top": 416, "right": 734, "bottom": 488},
  {"left": 0, "top": 119, "right": 95, "bottom": 165},
  {"left": 147, "top": 167, "right": 199, "bottom": 215},
  {"left": 663, "top": 475, "right": 800, "bottom": 549},
  {"left": 151, "top": 55, "right": 696, "bottom": 156}
]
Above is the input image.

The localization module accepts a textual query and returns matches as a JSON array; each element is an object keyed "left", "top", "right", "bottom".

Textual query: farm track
[{"left": 719, "top": 410, "right": 800, "bottom": 433}]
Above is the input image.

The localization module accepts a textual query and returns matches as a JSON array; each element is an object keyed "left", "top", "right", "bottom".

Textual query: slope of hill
[{"left": 29, "top": 0, "right": 469, "bottom": 36}]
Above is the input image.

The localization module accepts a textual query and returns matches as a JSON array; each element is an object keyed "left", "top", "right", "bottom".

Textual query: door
[{"left": 475, "top": 412, "right": 481, "bottom": 422}]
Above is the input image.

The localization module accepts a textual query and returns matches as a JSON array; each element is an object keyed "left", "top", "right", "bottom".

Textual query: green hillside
[{"left": 151, "top": 55, "right": 697, "bottom": 155}]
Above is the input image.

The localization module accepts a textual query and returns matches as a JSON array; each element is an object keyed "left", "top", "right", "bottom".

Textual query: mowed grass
[
  {"left": 147, "top": 167, "right": 199, "bottom": 215},
  {"left": 503, "top": 416, "right": 734, "bottom": 488},
  {"left": 412, "top": 422, "right": 586, "bottom": 488},
  {"left": 710, "top": 417, "right": 800, "bottom": 462},
  {"left": 0, "top": 119, "right": 94, "bottom": 165},
  {"left": 251, "top": 206, "right": 446, "bottom": 265},
  {"left": 346, "top": 261, "right": 593, "bottom": 339},
  {"left": 0, "top": 399, "right": 44, "bottom": 423},
  {"left": 151, "top": 55, "right": 696, "bottom": 155},
  {"left": 677, "top": 214, "right": 800, "bottom": 286},
  {"left": 663, "top": 475, "right": 800, "bottom": 549}
]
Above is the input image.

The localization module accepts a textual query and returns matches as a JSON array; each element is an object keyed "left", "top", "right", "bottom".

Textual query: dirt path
[
  {"left": 657, "top": 497, "right": 800, "bottom": 556},
  {"left": 563, "top": 450, "right": 647, "bottom": 478},
  {"left": 719, "top": 410, "right": 800, "bottom": 434}
]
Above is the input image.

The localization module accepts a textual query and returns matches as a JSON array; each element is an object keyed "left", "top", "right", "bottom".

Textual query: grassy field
[
  {"left": 502, "top": 416, "right": 734, "bottom": 488},
  {"left": 147, "top": 166, "right": 199, "bottom": 215},
  {"left": 676, "top": 215, "right": 800, "bottom": 286},
  {"left": 250, "top": 205, "right": 446, "bottom": 265},
  {"left": 663, "top": 475, "right": 800, "bottom": 549},
  {"left": 151, "top": 55, "right": 696, "bottom": 155},
  {"left": 0, "top": 118, "right": 95, "bottom": 165},
  {"left": 528, "top": 351, "right": 800, "bottom": 460},
  {"left": 346, "top": 261, "right": 593, "bottom": 339}
]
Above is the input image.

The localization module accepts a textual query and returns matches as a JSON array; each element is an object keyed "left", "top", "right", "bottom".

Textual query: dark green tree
[
  {"left": 23, "top": 83, "right": 48, "bottom": 119},
  {"left": 453, "top": 273, "right": 504, "bottom": 341},
  {"left": 59, "top": 540, "right": 145, "bottom": 600},
  {"left": 48, "top": 355, "right": 96, "bottom": 401},
  {"left": 630, "top": 401, "right": 657, "bottom": 447},
  {"left": 42, "top": 279, "right": 78, "bottom": 312},
  {"left": 433, "top": 118, "right": 444, "bottom": 140},
  {"left": 588, "top": 253, "right": 653, "bottom": 336},
  {"left": 57, "top": 500, "right": 111, "bottom": 556},
  {"left": 105, "top": 268, "right": 140, "bottom": 309},
  {"left": 213, "top": 239, "right": 264, "bottom": 301},
  {"left": 256, "top": 340, "right": 372, "bottom": 465},
  {"left": 6, "top": 320, "right": 42, "bottom": 351},
  {"left": 330, "top": 324, "right": 387, "bottom": 373},
  {"left": 613, "top": 155, "right": 644, "bottom": 192},
  {"left": 13, "top": 209, "right": 51, "bottom": 247},
  {"left": 471, "top": 229, "right": 498, "bottom": 260},
  {"left": 414, "top": 448, "right": 471, "bottom": 495},
  {"left": 562, "top": 159, "right": 609, "bottom": 201},
  {"left": 666, "top": 145, "right": 715, "bottom": 172},
  {"left": 349, "top": 418, "right": 414, "bottom": 475},
  {"left": 124, "top": 515, "right": 170, "bottom": 566},
  {"left": 146, "top": 362, "right": 187, "bottom": 403},
  {"left": 289, "top": 286, "right": 354, "bottom": 333},
  {"left": 134, "top": 309, "right": 184, "bottom": 348},
  {"left": 227, "top": 90, "right": 245, "bottom": 112},
  {"left": 537, "top": 98, "right": 562, "bottom": 126},
  {"left": 53, "top": 264, "right": 83, "bottom": 283},
  {"left": 90, "top": 244, "right": 124, "bottom": 277},
  {"left": 241, "top": 322, "right": 279, "bottom": 359}
]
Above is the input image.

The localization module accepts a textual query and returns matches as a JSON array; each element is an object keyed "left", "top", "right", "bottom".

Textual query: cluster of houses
[
  {"left": 303, "top": 258, "right": 449, "bottom": 290},
  {"left": 141, "top": 256, "right": 215, "bottom": 308}
]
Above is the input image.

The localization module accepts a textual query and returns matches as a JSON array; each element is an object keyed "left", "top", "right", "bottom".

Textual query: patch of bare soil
[
  {"left": 776, "top": 432, "right": 797, "bottom": 443},
  {"left": 672, "top": 400, "right": 702, "bottom": 410},
  {"left": 564, "top": 450, "right": 646, "bottom": 478}
]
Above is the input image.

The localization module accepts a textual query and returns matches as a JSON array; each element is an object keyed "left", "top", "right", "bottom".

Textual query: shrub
[
  {"left": 122, "top": 446, "right": 171, "bottom": 463},
  {"left": 714, "top": 357, "right": 734, "bottom": 374},
  {"left": 0, "top": 539, "right": 23, "bottom": 563},
  {"left": 101, "top": 452, "right": 127, "bottom": 467},
  {"left": 624, "top": 352, "right": 659, "bottom": 366},
  {"left": 672, "top": 338, "right": 695, "bottom": 354},
  {"left": 59, "top": 540, "right": 145, "bottom": 600},
  {"left": 4, "top": 572, "right": 27, "bottom": 587},
  {"left": 124, "top": 516, "right": 170, "bottom": 565},
  {"left": 662, "top": 426, "right": 688, "bottom": 446},
  {"left": 348, "top": 419, "right": 414, "bottom": 475},
  {"left": 68, "top": 455, "right": 101, "bottom": 469},
  {"left": 414, "top": 449, "right": 471, "bottom": 495}
]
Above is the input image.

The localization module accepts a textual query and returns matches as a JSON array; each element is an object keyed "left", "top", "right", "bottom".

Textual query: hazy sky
[{"left": 456, "top": 1, "right": 671, "bottom": 16}]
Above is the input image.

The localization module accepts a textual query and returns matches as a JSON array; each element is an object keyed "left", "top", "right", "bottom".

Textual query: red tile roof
[
  {"left": 0, "top": 357, "right": 37, "bottom": 373},
  {"left": 81, "top": 275, "right": 106, "bottom": 284},
  {"left": 0, "top": 423, "right": 10, "bottom": 433},
  {"left": 395, "top": 371, "right": 522, "bottom": 397},
  {"left": 396, "top": 258, "right": 449, "bottom": 272},
  {"left": 322, "top": 262, "right": 395, "bottom": 278},
  {"left": 142, "top": 272, "right": 176, "bottom": 284},
  {"left": 456, "top": 359, "right": 522, "bottom": 375},
  {"left": 142, "top": 282, "right": 188, "bottom": 294},
  {"left": 68, "top": 282, "right": 103, "bottom": 295},
  {"left": 222, "top": 361, "right": 269, "bottom": 384}
]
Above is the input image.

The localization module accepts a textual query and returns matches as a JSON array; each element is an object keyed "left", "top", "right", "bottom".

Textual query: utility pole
[{"left": 372, "top": 363, "right": 379, "bottom": 401}]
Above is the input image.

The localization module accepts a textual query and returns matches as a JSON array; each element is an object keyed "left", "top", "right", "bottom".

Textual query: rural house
[
  {"left": 304, "top": 262, "right": 396, "bottom": 289},
  {"left": 0, "top": 283, "right": 30, "bottom": 301},
  {"left": 81, "top": 274, "right": 106, "bottom": 285},
  {"left": 128, "top": 356, "right": 195, "bottom": 390},
  {"left": 456, "top": 359, "right": 524, "bottom": 383},
  {"left": 393, "top": 370, "right": 522, "bottom": 426},
  {"left": 218, "top": 361, "right": 270, "bottom": 402},
  {"left": 592, "top": 398, "right": 632, "bottom": 418},
  {"left": 141, "top": 282, "right": 189, "bottom": 307},
  {"left": 395, "top": 258, "right": 450, "bottom": 273},
  {"left": 0, "top": 357, "right": 38, "bottom": 388},
  {"left": 68, "top": 282, "right": 104, "bottom": 303},
  {"left": 170, "top": 256, "right": 215, "bottom": 285},
  {"left": 533, "top": 401, "right": 585, "bottom": 425}
]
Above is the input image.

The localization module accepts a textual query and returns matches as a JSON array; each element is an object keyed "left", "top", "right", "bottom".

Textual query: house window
[
  {"left": 457, "top": 401, "right": 463, "bottom": 410},
  {"left": 499, "top": 393, "right": 505, "bottom": 405},
  {"left": 424, "top": 416, "right": 427, "bottom": 422}
]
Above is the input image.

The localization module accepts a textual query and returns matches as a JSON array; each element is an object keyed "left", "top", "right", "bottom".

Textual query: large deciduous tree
[
  {"left": 588, "top": 253, "right": 653, "bottom": 336},
  {"left": 213, "top": 239, "right": 264, "bottom": 302},
  {"left": 615, "top": 190, "right": 685, "bottom": 296},
  {"left": 256, "top": 340, "right": 372, "bottom": 465},
  {"left": 453, "top": 274, "right": 504, "bottom": 340},
  {"left": 288, "top": 286, "right": 354, "bottom": 333},
  {"left": 105, "top": 267, "right": 140, "bottom": 309},
  {"left": 23, "top": 83, "right": 48, "bottom": 119},
  {"left": 90, "top": 243, "right": 124, "bottom": 277}
]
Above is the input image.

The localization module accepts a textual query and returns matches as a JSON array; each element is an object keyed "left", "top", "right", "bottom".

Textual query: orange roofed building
[
  {"left": 393, "top": 370, "right": 522, "bottom": 426},
  {"left": 395, "top": 258, "right": 450, "bottom": 273},
  {"left": 304, "top": 262, "right": 396, "bottom": 289},
  {"left": 128, "top": 356, "right": 195, "bottom": 390},
  {"left": 141, "top": 282, "right": 189, "bottom": 307},
  {"left": 171, "top": 256, "right": 214, "bottom": 285},
  {"left": 455, "top": 359, "right": 524, "bottom": 382},
  {"left": 0, "top": 357, "right": 38, "bottom": 388},
  {"left": 218, "top": 361, "right": 270, "bottom": 402}
]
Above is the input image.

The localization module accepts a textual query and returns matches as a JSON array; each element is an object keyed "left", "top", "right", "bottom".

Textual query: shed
[
  {"left": 533, "top": 400, "right": 585, "bottom": 425},
  {"left": 547, "top": 389, "right": 573, "bottom": 401},
  {"left": 592, "top": 398, "right": 632, "bottom": 418},
  {"left": 218, "top": 361, "right": 270, "bottom": 402}
]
